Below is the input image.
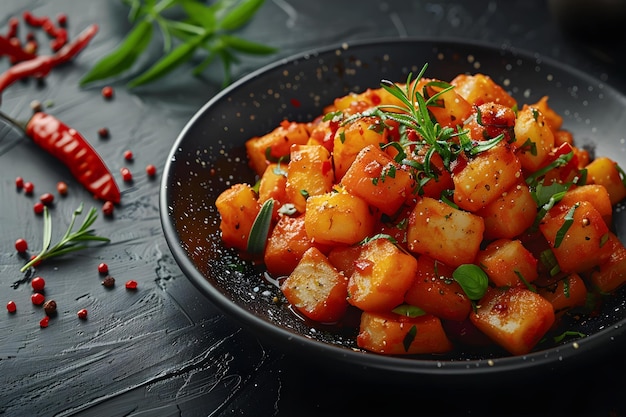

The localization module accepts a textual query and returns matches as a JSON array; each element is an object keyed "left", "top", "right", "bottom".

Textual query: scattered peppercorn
[
  {"left": 6, "top": 301, "right": 17, "bottom": 313},
  {"left": 55, "top": 12, "right": 67, "bottom": 26},
  {"left": 97, "top": 262, "right": 109, "bottom": 274},
  {"left": 125, "top": 280, "right": 138, "bottom": 290},
  {"left": 101, "top": 275, "right": 115, "bottom": 288},
  {"left": 77, "top": 308, "right": 88, "bottom": 319},
  {"left": 15, "top": 176, "right": 24, "bottom": 189},
  {"left": 101, "top": 86, "right": 114, "bottom": 99},
  {"left": 39, "top": 192, "right": 54, "bottom": 205},
  {"left": 33, "top": 201, "right": 45, "bottom": 214},
  {"left": 23, "top": 181, "right": 34, "bottom": 194},
  {"left": 145, "top": 164, "right": 157, "bottom": 177},
  {"left": 31, "top": 292, "right": 45, "bottom": 305},
  {"left": 102, "top": 200, "right": 114, "bottom": 216},
  {"left": 15, "top": 238, "right": 28, "bottom": 253},
  {"left": 120, "top": 167, "right": 132, "bottom": 182},
  {"left": 31, "top": 276, "right": 45, "bottom": 292},
  {"left": 56, "top": 181, "right": 68, "bottom": 195},
  {"left": 97, "top": 127, "right": 110, "bottom": 139},
  {"left": 123, "top": 150, "right": 133, "bottom": 161},
  {"left": 29, "top": 99, "right": 43, "bottom": 112},
  {"left": 39, "top": 316, "right": 50, "bottom": 328},
  {"left": 43, "top": 299, "right": 57, "bottom": 316}
]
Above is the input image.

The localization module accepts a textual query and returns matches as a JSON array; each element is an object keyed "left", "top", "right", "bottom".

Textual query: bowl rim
[{"left": 159, "top": 37, "right": 626, "bottom": 377}]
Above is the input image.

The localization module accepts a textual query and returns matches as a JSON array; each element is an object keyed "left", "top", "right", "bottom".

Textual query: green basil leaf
[
  {"left": 247, "top": 198, "right": 274, "bottom": 254},
  {"left": 218, "top": 0, "right": 266, "bottom": 31},
  {"left": 452, "top": 264, "right": 488, "bottom": 300},
  {"left": 80, "top": 19, "right": 154, "bottom": 86}
]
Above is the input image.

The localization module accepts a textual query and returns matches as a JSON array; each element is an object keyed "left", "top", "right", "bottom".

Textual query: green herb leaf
[
  {"left": 402, "top": 325, "right": 417, "bottom": 352},
  {"left": 80, "top": 19, "right": 154, "bottom": 86},
  {"left": 392, "top": 304, "right": 426, "bottom": 318},
  {"left": 247, "top": 198, "right": 274, "bottom": 254},
  {"left": 20, "top": 204, "right": 110, "bottom": 272},
  {"left": 218, "top": 0, "right": 266, "bottom": 30},
  {"left": 554, "top": 203, "right": 578, "bottom": 248},
  {"left": 452, "top": 264, "right": 488, "bottom": 300},
  {"left": 553, "top": 330, "right": 585, "bottom": 343},
  {"left": 220, "top": 34, "right": 277, "bottom": 54}
]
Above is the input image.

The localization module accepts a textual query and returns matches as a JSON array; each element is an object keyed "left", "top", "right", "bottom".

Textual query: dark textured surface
[{"left": 0, "top": 1, "right": 625, "bottom": 416}]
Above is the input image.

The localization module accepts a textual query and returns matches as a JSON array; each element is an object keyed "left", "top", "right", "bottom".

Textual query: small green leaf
[
  {"left": 220, "top": 34, "right": 277, "bottom": 55},
  {"left": 247, "top": 198, "right": 274, "bottom": 254},
  {"left": 392, "top": 304, "right": 426, "bottom": 318},
  {"left": 180, "top": 0, "right": 218, "bottom": 30},
  {"left": 80, "top": 19, "right": 154, "bottom": 86},
  {"left": 554, "top": 203, "right": 578, "bottom": 248},
  {"left": 218, "top": 0, "right": 266, "bottom": 31},
  {"left": 452, "top": 264, "right": 488, "bottom": 300}
]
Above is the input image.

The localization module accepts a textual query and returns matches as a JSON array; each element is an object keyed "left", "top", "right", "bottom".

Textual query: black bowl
[{"left": 160, "top": 38, "right": 626, "bottom": 379}]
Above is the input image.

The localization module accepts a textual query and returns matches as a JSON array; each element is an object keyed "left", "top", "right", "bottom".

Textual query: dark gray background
[{"left": 1, "top": 1, "right": 624, "bottom": 416}]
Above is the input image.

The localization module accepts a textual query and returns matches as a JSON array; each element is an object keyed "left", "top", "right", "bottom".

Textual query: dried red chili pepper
[
  {"left": 0, "top": 24, "right": 98, "bottom": 99},
  {"left": 25, "top": 112, "right": 121, "bottom": 203}
]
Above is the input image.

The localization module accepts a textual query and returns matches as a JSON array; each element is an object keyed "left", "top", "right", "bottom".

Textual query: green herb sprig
[
  {"left": 344, "top": 63, "right": 504, "bottom": 195},
  {"left": 80, "top": 0, "right": 276, "bottom": 88},
  {"left": 20, "top": 204, "right": 110, "bottom": 272}
]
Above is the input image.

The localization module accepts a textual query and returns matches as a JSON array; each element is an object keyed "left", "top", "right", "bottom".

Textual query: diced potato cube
[
  {"left": 215, "top": 183, "right": 261, "bottom": 251},
  {"left": 258, "top": 163, "right": 288, "bottom": 220},
  {"left": 357, "top": 311, "right": 453, "bottom": 355},
  {"left": 333, "top": 117, "right": 388, "bottom": 181},
  {"left": 512, "top": 106, "right": 555, "bottom": 172},
  {"left": 417, "top": 78, "right": 473, "bottom": 128},
  {"left": 281, "top": 247, "right": 349, "bottom": 323},
  {"left": 404, "top": 255, "right": 472, "bottom": 321},
  {"left": 470, "top": 287, "right": 555, "bottom": 355},
  {"left": 464, "top": 103, "right": 516, "bottom": 142},
  {"left": 264, "top": 214, "right": 329, "bottom": 277},
  {"left": 450, "top": 73, "right": 517, "bottom": 107},
  {"left": 585, "top": 157, "right": 626, "bottom": 205},
  {"left": 245, "top": 121, "right": 309, "bottom": 176},
  {"left": 327, "top": 244, "right": 363, "bottom": 278},
  {"left": 453, "top": 142, "right": 522, "bottom": 212},
  {"left": 407, "top": 197, "right": 485, "bottom": 267},
  {"left": 341, "top": 144, "right": 415, "bottom": 215},
  {"left": 476, "top": 181, "right": 536, "bottom": 240},
  {"left": 305, "top": 192, "right": 376, "bottom": 245},
  {"left": 589, "top": 232, "right": 626, "bottom": 293},
  {"left": 476, "top": 239, "right": 538, "bottom": 288},
  {"left": 347, "top": 238, "right": 418, "bottom": 312},
  {"left": 539, "top": 200, "right": 612, "bottom": 273},
  {"left": 559, "top": 184, "right": 613, "bottom": 226},
  {"left": 529, "top": 96, "right": 563, "bottom": 132},
  {"left": 286, "top": 144, "right": 334, "bottom": 212}
]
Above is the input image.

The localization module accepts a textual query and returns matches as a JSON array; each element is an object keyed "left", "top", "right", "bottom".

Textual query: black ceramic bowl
[{"left": 160, "top": 39, "right": 626, "bottom": 379}]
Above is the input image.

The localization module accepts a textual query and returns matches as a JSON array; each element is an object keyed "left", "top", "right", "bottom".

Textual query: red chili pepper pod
[{"left": 25, "top": 112, "right": 121, "bottom": 203}]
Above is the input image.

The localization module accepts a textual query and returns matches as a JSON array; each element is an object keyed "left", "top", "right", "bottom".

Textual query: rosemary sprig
[
  {"left": 80, "top": 0, "right": 276, "bottom": 88},
  {"left": 20, "top": 203, "right": 110, "bottom": 272}
]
